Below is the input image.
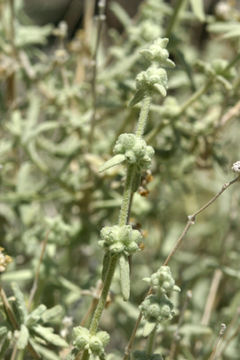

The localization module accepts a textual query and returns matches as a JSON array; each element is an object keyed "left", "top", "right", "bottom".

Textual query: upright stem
[
  {"left": 146, "top": 325, "right": 157, "bottom": 355},
  {"left": 178, "top": 80, "right": 212, "bottom": 116},
  {"left": 135, "top": 95, "right": 151, "bottom": 138},
  {"left": 79, "top": 94, "right": 153, "bottom": 360},
  {"left": 118, "top": 165, "right": 136, "bottom": 226},
  {"left": 89, "top": 0, "right": 106, "bottom": 146},
  {"left": 165, "top": 0, "right": 187, "bottom": 37}
]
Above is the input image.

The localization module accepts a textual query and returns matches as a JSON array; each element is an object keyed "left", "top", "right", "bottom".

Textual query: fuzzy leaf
[
  {"left": 11, "top": 283, "right": 28, "bottom": 323},
  {"left": 129, "top": 89, "right": 145, "bottom": 107},
  {"left": 26, "top": 304, "right": 47, "bottom": 327},
  {"left": 33, "top": 325, "right": 68, "bottom": 347},
  {"left": 119, "top": 254, "right": 130, "bottom": 301},
  {"left": 99, "top": 154, "right": 125, "bottom": 173},
  {"left": 189, "top": 0, "right": 205, "bottom": 22},
  {"left": 0, "top": 337, "right": 11, "bottom": 358},
  {"left": 41, "top": 305, "right": 64, "bottom": 323},
  {"left": 142, "top": 321, "right": 156, "bottom": 337},
  {"left": 32, "top": 342, "right": 61, "bottom": 360},
  {"left": 17, "top": 324, "right": 29, "bottom": 349},
  {"left": 0, "top": 327, "right": 8, "bottom": 337}
]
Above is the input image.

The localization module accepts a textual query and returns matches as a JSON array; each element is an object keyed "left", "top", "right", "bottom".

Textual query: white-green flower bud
[
  {"left": 143, "top": 266, "right": 180, "bottom": 295},
  {"left": 113, "top": 134, "right": 154, "bottom": 170},
  {"left": 72, "top": 326, "right": 109, "bottom": 355},
  {"left": 136, "top": 66, "right": 168, "bottom": 97},
  {"left": 140, "top": 294, "right": 175, "bottom": 324},
  {"left": 140, "top": 38, "right": 175, "bottom": 68},
  {"left": 99, "top": 225, "right": 142, "bottom": 255},
  {"left": 232, "top": 161, "right": 240, "bottom": 173}
]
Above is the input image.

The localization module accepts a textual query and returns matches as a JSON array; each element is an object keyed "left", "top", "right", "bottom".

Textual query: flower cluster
[
  {"left": 113, "top": 134, "right": 154, "bottom": 170},
  {"left": 0, "top": 247, "right": 12, "bottom": 273},
  {"left": 232, "top": 161, "right": 240, "bottom": 174},
  {"left": 99, "top": 225, "right": 142, "bottom": 255},
  {"left": 72, "top": 326, "right": 109, "bottom": 356},
  {"left": 140, "top": 294, "right": 174, "bottom": 324},
  {"left": 140, "top": 266, "right": 180, "bottom": 336},
  {"left": 136, "top": 67, "right": 168, "bottom": 97},
  {"left": 140, "top": 38, "right": 175, "bottom": 68},
  {"left": 143, "top": 265, "right": 180, "bottom": 296},
  {"left": 130, "top": 38, "right": 174, "bottom": 106}
]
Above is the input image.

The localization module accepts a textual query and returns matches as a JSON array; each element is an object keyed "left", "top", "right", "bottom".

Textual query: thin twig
[
  {"left": 0, "top": 286, "right": 41, "bottom": 359},
  {"left": 216, "top": 307, "right": 240, "bottom": 358},
  {"left": 27, "top": 230, "right": 50, "bottom": 311},
  {"left": 163, "top": 175, "right": 240, "bottom": 266},
  {"left": 89, "top": 0, "right": 106, "bottom": 146},
  {"left": 218, "top": 100, "right": 240, "bottom": 128},
  {"left": 208, "top": 323, "right": 226, "bottom": 360},
  {"left": 169, "top": 290, "right": 192, "bottom": 359},
  {"left": 201, "top": 269, "right": 223, "bottom": 326},
  {"left": 122, "top": 174, "right": 240, "bottom": 360},
  {"left": 80, "top": 281, "right": 103, "bottom": 327}
]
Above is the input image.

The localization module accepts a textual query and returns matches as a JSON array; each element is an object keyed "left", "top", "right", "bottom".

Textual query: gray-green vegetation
[{"left": 1, "top": 0, "right": 240, "bottom": 359}]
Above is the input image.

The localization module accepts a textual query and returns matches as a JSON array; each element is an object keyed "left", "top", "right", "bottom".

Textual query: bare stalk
[
  {"left": 0, "top": 286, "right": 41, "bottom": 359},
  {"left": 208, "top": 323, "right": 226, "bottom": 360},
  {"left": 169, "top": 290, "right": 192, "bottom": 359},
  {"left": 89, "top": 0, "right": 106, "bottom": 146},
  {"left": 123, "top": 174, "right": 240, "bottom": 360},
  {"left": 27, "top": 230, "right": 50, "bottom": 311}
]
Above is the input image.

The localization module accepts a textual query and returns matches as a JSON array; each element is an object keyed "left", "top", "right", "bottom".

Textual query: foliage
[{"left": 1, "top": 0, "right": 240, "bottom": 359}]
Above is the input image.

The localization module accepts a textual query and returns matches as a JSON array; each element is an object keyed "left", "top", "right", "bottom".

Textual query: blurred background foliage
[{"left": 0, "top": 0, "right": 240, "bottom": 359}]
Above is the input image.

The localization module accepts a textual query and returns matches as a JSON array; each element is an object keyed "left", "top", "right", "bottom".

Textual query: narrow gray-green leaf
[
  {"left": 11, "top": 282, "right": 28, "bottom": 323},
  {"left": 99, "top": 154, "right": 125, "bottom": 173},
  {"left": 26, "top": 304, "right": 47, "bottom": 327},
  {"left": 17, "top": 324, "right": 29, "bottom": 349},
  {"left": 189, "top": 0, "right": 205, "bottom": 22},
  {"left": 0, "top": 327, "right": 8, "bottom": 337},
  {"left": 33, "top": 325, "right": 68, "bottom": 347},
  {"left": 41, "top": 305, "right": 64, "bottom": 323},
  {"left": 129, "top": 89, "right": 145, "bottom": 107},
  {"left": 119, "top": 254, "right": 130, "bottom": 301},
  {"left": 142, "top": 321, "right": 156, "bottom": 337},
  {"left": 31, "top": 342, "right": 60, "bottom": 360}
]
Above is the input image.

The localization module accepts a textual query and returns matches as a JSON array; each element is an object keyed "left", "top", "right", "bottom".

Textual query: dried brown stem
[
  {"left": 123, "top": 174, "right": 240, "bottom": 360},
  {"left": 27, "top": 230, "right": 49, "bottom": 311},
  {"left": 0, "top": 286, "right": 41, "bottom": 359},
  {"left": 208, "top": 323, "right": 226, "bottom": 360},
  {"left": 169, "top": 290, "right": 192, "bottom": 359},
  {"left": 163, "top": 175, "right": 240, "bottom": 266}
]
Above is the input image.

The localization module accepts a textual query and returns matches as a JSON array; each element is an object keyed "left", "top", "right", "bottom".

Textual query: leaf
[
  {"left": 41, "top": 305, "right": 64, "bottom": 323},
  {"left": 1, "top": 270, "right": 33, "bottom": 282},
  {"left": 119, "top": 254, "right": 130, "bottom": 301},
  {"left": 17, "top": 324, "right": 29, "bottom": 349},
  {"left": 0, "top": 327, "right": 8, "bottom": 337},
  {"left": 31, "top": 342, "right": 61, "bottom": 360},
  {"left": 0, "top": 337, "right": 11, "bottom": 358},
  {"left": 99, "top": 154, "right": 125, "bottom": 173},
  {"left": 129, "top": 89, "right": 145, "bottom": 107},
  {"left": 16, "top": 162, "right": 45, "bottom": 195},
  {"left": 11, "top": 283, "right": 28, "bottom": 323},
  {"left": 33, "top": 325, "right": 68, "bottom": 347},
  {"left": 15, "top": 24, "right": 53, "bottom": 47},
  {"left": 179, "top": 324, "right": 212, "bottom": 336},
  {"left": 208, "top": 22, "right": 240, "bottom": 39},
  {"left": 142, "top": 321, "right": 156, "bottom": 337},
  {"left": 26, "top": 304, "right": 47, "bottom": 327},
  {"left": 189, "top": 0, "right": 205, "bottom": 22},
  {"left": 110, "top": 2, "right": 132, "bottom": 28}
]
